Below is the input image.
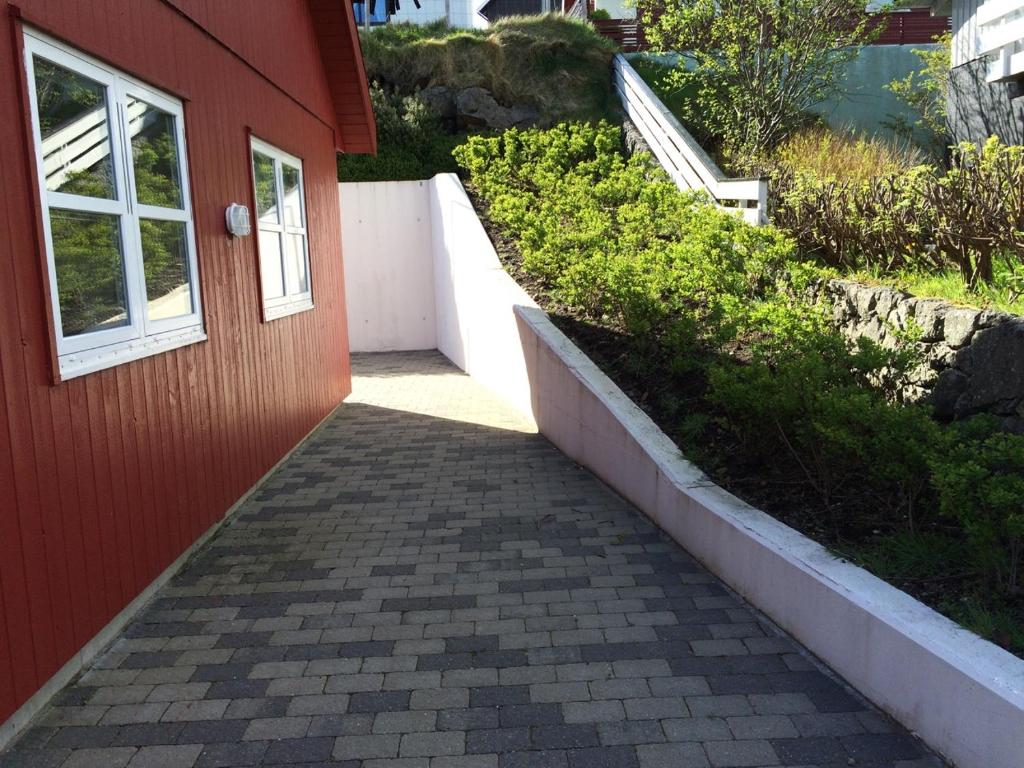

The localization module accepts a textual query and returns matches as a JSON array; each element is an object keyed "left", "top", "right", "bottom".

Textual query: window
[
  {"left": 24, "top": 31, "right": 204, "bottom": 380},
  {"left": 250, "top": 138, "right": 312, "bottom": 321}
]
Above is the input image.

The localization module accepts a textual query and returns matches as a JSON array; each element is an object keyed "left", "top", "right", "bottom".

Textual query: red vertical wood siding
[{"left": 0, "top": 0, "right": 359, "bottom": 725}]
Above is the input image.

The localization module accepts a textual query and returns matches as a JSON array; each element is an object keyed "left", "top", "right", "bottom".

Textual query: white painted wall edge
[
  {"left": 511, "top": 303, "right": 1024, "bottom": 768},
  {"left": 0, "top": 403, "right": 345, "bottom": 752}
]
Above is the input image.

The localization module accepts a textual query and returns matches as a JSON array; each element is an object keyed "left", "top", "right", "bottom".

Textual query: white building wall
[{"left": 388, "top": 0, "right": 489, "bottom": 29}]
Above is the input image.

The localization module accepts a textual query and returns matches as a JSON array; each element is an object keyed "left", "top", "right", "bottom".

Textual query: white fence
[{"left": 613, "top": 54, "right": 768, "bottom": 225}]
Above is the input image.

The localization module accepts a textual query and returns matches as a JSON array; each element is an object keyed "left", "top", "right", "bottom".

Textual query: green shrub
[
  {"left": 886, "top": 32, "right": 952, "bottom": 154},
  {"left": 589, "top": 8, "right": 611, "bottom": 19},
  {"left": 931, "top": 417, "right": 1024, "bottom": 594},
  {"left": 706, "top": 301, "right": 940, "bottom": 529},
  {"left": 455, "top": 121, "right": 795, "bottom": 354},
  {"left": 337, "top": 83, "right": 468, "bottom": 182}
]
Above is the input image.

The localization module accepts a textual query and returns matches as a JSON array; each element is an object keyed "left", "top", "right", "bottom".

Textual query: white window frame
[
  {"left": 23, "top": 29, "right": 205, "bottom": 380},
  {"left": 250, "top": 137, "right": 313, "bottom": 321}
]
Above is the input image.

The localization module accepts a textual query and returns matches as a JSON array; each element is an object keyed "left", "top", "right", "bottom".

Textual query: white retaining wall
[
  {"left": 340, "top": 174, "right": 1024, "bottom": 768},
  {"left": 341, "top": 180, "right": 437, "bottom": 353}
]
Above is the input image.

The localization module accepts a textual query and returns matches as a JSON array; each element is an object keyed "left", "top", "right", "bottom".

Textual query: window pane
[
  {"left": 259, "top": 230, "right": 285, "bottom": 300},
  {"left": 282, "top": 164, "right": 303, "bottom": 228},
  {"left": 140, "top": 219, "right": 192, "bottom": 320},
  {"left": 253, "top": 152, "right": 279, "bottom": 225},
  {"left": 34, "top": 57, "right": 116, "bottom": 199},
  {"left": 129, "top": 99, "right": 182, "bottom": 209},
  {"left": 283, "top": 233, "right": 309, "bottom": 296},
  {"left": 50, "top": 208, "right": 128, "bottom": 336}
]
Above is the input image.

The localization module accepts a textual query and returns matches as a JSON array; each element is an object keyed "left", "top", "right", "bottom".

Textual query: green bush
[
  {"left": 931, "top": 417, "right": 1024, "bottom": 594},
  {"left": 707, "top": 307, "right": 940, "bottom": 531},
  {"left": 337, "top": 83, "right": 468, "bottom": 182},
  {"left": 454, "top": 121, "right": 795, "bottom": 354}
]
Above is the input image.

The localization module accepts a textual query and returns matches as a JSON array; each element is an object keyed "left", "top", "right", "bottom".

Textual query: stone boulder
[
  {"left": 419, "top": 86, "right": 455, "bottom": 120},
  {"left": 455, "top": 87, "right": 539, "bottom": 130}
]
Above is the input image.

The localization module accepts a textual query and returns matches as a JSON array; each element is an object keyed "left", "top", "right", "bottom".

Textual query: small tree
[
  {"left": 638, "top": 0, "right": 880, "bottom": 166},
  {"left": 886, "top": 32, "right": 952, "bottom": 155}
]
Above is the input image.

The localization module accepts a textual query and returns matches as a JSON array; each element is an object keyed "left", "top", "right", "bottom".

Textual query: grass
[
  {"left": 845, "top": 531, "right": 1024, "bottom": 655},
  {"left": 771, "top": 126, "right": 925, "bottom": 184},
  {"left": 360, "top": 15, "right": 618, "bottom": 125},
  {"left": 854, "top": 261, "right": 1024, "bottom": 315}
]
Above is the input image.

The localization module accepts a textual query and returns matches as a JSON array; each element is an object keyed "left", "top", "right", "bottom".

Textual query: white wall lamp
[{"left": 225, "top": 203, "right": 251, "bottom": 237}]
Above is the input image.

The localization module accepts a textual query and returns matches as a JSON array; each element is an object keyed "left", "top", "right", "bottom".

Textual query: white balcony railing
[{"left": 977, "top": 0, "right": 1024, "bottom": 81}]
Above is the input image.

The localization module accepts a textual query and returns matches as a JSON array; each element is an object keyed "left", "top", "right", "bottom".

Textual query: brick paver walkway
[{"left": 0, "top": 351, "right": 944, "bottom": 768}]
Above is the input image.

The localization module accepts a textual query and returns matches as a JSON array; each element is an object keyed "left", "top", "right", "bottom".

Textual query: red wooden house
[{"left": 0, "top": 0, "right": 375, "bottom": 735}]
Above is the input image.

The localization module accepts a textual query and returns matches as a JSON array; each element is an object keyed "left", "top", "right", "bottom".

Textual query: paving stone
[
  {"left": 636, "top": 743, "right": 710, "bottom": 768},
  {"left": 62, "top": 747, "right": 138, "bottom": 768},
  {"left": 726, "top": 715, "right": 799, "bottom": 740},
  {"left": 332, "top": 734, "right": 401, "bottom": 761},
  {"left": 373, "top": 711, "right": 438, "bottom": 734},
  {"left": 704, "top": 740, "right": 779, "bottom": 767},
  {"left": 567, "top": 745, "right": 639, "bottom": 768},
  {"left": 0, "top": 353, "right": 945, "bottom": 768},
  {"left": 562, "top": 700, "right": 626, "bottom": 724},
  {"left": 663, "top": 717, "right": 732, "bottom": 742},
  {"left": 531, "top": 724, "right": 600, "bottom": 750},
  {"left": 597, "top": 722, "right": 667, "bottom": 751},
  {"left": 127, "top": 744, "right": 203, "bottom": 768},
  {"left": 399, "top": 731, "right": 465, "bottom": 757},
  {"left": 624, "top": 697, "right": 689, "bottom": 720}
]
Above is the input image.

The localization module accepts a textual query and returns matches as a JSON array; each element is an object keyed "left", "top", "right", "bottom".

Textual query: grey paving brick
[
  {"left": 636, "top": 743, "right": 710, "bottom": 768},
  {"left": 333, "top": 733, "right": 401, "bottom": 761},
  {"left": 285, "top": 693, "right": 350, "bottom": 716},
  {"left": 529, "top": 682, "right": 590, "bottom": 703},
  {"left": 704, "top": 740, "right": 779, "bottom": 767},
  {"left": 562, "top": 700, "right": 626, "bottom": 724},
  {"left": 400, "top": 731, "right": 465, "bottom": 757},
  {"left": 62, "top": 747, "right": 137, "bottom": 768},
  {"left": 127, "top": 744, "right": 203, "bottom": 768},
  {"left": 373, "top": 711, "right": 438, "bottom": 733},
  {"left": 466, "top": 728, "right": 530, "bottom": 754},
  {"left": 663, "top": 717, "right": 732, "bottom": 742},
  {"left": 624, "top": 697, "right": 689, "bottom": 720},
  {"left": 597, "top": 720, "right": 665, "bottom": 747},
  {"left": 566, "top": 745, "right": 639, "bottom": 768},
  {"left": 726, "top": 715, "right": 799, "bottom": 740}
]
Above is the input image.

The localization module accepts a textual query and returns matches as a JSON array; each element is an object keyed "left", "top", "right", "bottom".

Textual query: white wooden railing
[
  {"left": 613, "top": 54, "right": 767, "bottom": 226},
  {"left": 977, "top": 0, "right": 1024, "bottom": 81}
]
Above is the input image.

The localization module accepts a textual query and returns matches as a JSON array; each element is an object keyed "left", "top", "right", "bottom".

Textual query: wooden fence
[{"left": 612, "top": 54, "right": 767, "bottom": 225}]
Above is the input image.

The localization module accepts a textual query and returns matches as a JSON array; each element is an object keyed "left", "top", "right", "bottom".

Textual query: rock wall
[{"left": 814, "top": 279, "right": 1024, "bottom": 432}]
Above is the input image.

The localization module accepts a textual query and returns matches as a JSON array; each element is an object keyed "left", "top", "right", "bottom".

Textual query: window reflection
[
  {"left": 282, "top": 164, "right": 302, "bottom": 228},
  {"left": 129, "top": 99, "right": 182, "bottom": 209},
  {"left": 34, "top": 57, "right": 116, "bottom": 199},
  {"left": 140, "top": 219, "right": 192, "bottom": 320},
  {"left": 51, "top": 209, "right": 129, "bottom": 336},
  {"left": 253, "top": 152, "right": 279, "bottom": 224}
]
